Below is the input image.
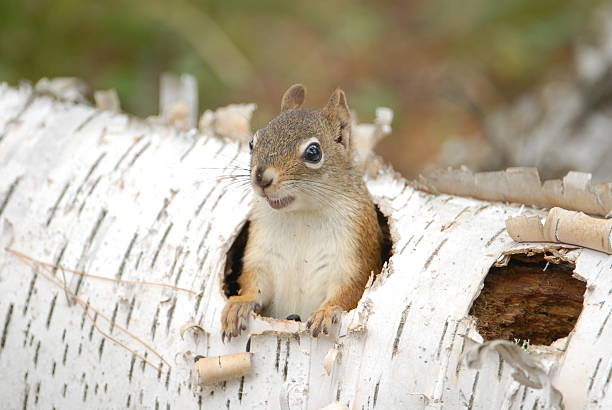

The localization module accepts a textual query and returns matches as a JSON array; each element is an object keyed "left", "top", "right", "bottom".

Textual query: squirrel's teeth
[{"left": 267, "top": 196, "right": 295, "bottom": 210}]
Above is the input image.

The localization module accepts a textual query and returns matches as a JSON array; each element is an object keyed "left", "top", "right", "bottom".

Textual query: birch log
[{"left": 0, "top": 83, "right": 611, "bottom": 410}]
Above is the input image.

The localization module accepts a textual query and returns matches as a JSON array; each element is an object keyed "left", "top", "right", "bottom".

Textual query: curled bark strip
[
  {"left": 194, "top": 353, "right": 252, "bottom": 385},
  {"left": 94, "top": 89, "right": 120, "bottom": 112},
  {"left": 34, "top": 77, "right": 88, "bottom": 103},
  {"left": 159, "top": 73, "right": 198, "bottom": 130},
  {"left": 464, "top": 339, "right": 563, "bottom": 410},
  {"left": 419, "top": 167, "right": 612, "bottom": 217},
  {"left": 199, "top": 103, "right": 257, "bottom": 142},
  {"left": 347, "top": 322, "right": 367, "bottom": 333},
  {"left": 352, "top": 107, "right": 393, "bottom": 175},
  {"left": 506, "top": 207, "right": 612, "bottom": 254},
  {"left": 323, "top": 346, "right": 340, "bottom": 376},
  {"left": 179, "top": 322, "right": 207, "bottom": 340}
]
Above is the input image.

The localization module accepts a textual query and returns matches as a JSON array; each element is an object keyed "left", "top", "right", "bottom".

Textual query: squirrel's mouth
[{"left": 266, "top": 195, "right": 295, "bottom": 210}]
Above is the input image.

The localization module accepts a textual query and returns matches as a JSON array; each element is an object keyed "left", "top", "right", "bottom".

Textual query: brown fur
[
  {"left": 220, "top": 268, "right": 261, "bottom": 342},
  {"left": 221, "top": 84, "right": 383, "bottom": 341},
  {"left": 307, "top": 188, "right": 382, "bottom": 336}
]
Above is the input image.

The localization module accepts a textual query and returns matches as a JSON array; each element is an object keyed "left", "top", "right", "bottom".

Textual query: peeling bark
[{"left": 0, "top": 83, "right": 611, "bottom": 409}]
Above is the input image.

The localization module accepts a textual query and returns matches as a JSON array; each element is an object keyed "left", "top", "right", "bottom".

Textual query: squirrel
[{"left": 221, "top": 84, "right": 383, "bottom": 340}]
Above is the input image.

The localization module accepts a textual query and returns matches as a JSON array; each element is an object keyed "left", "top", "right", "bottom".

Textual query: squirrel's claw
[
  {"left": 221, "top": 299, "right": 260, "bottom": 342},
  {"left": 306, "top": 305, "right": 342, "bottom": 337}
]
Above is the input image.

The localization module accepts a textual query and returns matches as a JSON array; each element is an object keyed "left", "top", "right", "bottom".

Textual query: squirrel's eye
[
  {"left": 303, "top": 142, "right": 322, "bottom": 163},
  {"left": 249, "top": 139, "right": 254, "bottom": 152}
]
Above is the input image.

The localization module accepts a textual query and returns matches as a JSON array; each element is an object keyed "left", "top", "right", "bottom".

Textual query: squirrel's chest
[
  {"left": 256, "top": 214, "right": 349, "bottom": 273},
  {"left": 249, "top": 212, "right": 355, "bottom": 317}
]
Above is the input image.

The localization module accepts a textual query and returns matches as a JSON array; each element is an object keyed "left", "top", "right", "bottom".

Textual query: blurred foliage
[{"left": 0, "top": 0, "right": 605, "bottom": 176}]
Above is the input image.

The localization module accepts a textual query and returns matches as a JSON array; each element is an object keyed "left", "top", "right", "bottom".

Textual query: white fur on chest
[{"left": 246, "top": 204, "right": 356, "bottom": 319}]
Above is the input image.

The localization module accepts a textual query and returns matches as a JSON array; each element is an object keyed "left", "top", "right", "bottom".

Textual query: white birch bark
[{"left": 0, "top": 83, "right": 610, "bottom": 410}]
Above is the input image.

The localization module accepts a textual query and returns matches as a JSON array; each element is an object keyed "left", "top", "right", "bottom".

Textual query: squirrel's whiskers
[{"left": 221, "top": 84, "right": 382, "bottom": 341}]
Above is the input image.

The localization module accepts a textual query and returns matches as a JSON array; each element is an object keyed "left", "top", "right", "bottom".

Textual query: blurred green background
[{"left": 0, "top": 0, "right": 604, "bottom": 176}]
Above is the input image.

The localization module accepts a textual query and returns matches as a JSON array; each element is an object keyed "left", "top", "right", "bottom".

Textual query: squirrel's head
[{"left": 249, "top": 84, "right": 353, "bottom": 212}]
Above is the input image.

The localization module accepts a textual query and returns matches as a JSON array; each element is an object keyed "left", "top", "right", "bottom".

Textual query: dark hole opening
[
  {"left": 223, "top": 206, "right": 393, "bottom": 300},
  {"left": 223, "top": 220, "right": 250, "bottom": 298},
  {"left": 377, "top": 206, "right": 393, "bottom": 269},
  {"left": 469, "top": 253, "right": 586, "bottom": 346}
]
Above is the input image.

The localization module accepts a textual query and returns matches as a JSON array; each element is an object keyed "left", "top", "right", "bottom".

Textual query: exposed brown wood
[{"left": 470, "top": 254, "right": 586, "bottom": 345}]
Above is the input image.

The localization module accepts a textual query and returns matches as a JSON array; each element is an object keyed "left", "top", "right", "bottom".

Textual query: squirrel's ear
[
  {"left": 323, "top": 88, "right": 351, "bottom": 149},
  {"left": 280, "top": 84, "right": 306, "bottom": 111}
]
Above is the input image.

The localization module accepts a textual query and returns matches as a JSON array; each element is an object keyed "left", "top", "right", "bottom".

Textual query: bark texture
[{"left": 0, "top": 83, "right": 611, "bottom": 409}]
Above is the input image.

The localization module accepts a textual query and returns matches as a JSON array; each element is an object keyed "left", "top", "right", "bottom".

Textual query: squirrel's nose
[{"left": 254, "top": 166, "right": 274, "bottom": 188}]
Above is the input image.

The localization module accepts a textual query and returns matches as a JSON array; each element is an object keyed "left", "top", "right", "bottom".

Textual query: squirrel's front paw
[
  {"left": 306, "top": 305, "right": 342, "bottom": 337},
  {"left": 221, "top": 298, "right": 261, "bottom": 342}
]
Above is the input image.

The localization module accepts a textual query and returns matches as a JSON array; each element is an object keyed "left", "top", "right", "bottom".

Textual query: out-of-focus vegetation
[{"left": 0, "top": 0, "right": 605, "bottom": 176}]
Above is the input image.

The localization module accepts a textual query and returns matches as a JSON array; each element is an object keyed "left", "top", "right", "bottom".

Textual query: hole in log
[
  {"left": 469, "top": 253, "right": 586, "bottom": 346},
  {"left": 222, "top": 205, "right": 393, "bottom": 313},
  {"left": 223, "top": 221, "right": 249, "bottom": 298},
  {"left": 376, "top": 206, "right": 393, "bottom": 271}
]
